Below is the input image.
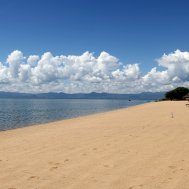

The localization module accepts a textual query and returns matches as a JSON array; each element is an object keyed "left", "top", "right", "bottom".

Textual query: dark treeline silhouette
[{"left": 165, "top": 87, "right": 189, "bottom": 100}]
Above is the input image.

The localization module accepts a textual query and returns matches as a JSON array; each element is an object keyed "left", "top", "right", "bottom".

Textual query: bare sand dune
[{"left": 0, "top": 101, "right": 189, "bottom": 189}]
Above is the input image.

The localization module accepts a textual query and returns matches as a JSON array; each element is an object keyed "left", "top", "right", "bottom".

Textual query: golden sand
[{"left": 0, "top": 101, "right": 189, "bottom": 189}]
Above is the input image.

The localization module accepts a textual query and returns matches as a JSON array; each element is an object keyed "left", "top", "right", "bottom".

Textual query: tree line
[{"left": 165, "top": 87, "right": 189, "bottom": 100}]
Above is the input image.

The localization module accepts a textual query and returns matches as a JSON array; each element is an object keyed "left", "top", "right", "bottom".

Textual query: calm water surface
[{"left": 0, "top": 99, "right": 149, "bottom": 131}]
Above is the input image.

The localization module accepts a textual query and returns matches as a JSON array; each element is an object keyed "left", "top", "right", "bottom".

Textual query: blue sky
[
  {"left": 0, "top": 0, "right": 189, "bottom": 93},
  {"left": 0, "top": 0, "right": 188, "bottom": 72}
]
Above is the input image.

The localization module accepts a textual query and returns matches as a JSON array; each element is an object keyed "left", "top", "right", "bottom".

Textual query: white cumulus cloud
[
  {"left": 0, "top": 49, "right": 189, "bottom": 93},
  {"left": 7, "top": 50, "right": 24, "bottom": 78}
]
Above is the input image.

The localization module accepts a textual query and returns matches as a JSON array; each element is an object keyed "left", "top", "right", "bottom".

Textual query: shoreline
[
  {"left": 0, "top": 100, "right": 150, "bottom": 133},
  {"left": 1, "top": 101, "right": 189, "bottom": 188}
]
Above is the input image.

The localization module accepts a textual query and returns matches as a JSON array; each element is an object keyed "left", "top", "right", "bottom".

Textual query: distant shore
[{"left": 0, "top": 101, "right": 189, "bottom": 188}]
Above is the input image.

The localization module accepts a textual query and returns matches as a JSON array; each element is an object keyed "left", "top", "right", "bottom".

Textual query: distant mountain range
[{"left": 0, "top": 91, "right": 165, "bottom": 100}]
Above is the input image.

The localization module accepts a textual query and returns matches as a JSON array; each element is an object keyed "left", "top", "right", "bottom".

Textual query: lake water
[{"left": 0, "top": 99, "right": 149, "bottom": 131}]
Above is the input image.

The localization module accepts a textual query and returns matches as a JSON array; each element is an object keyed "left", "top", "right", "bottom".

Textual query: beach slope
[{"left": 0, "top": 101, "right": 189, "bottom": 189}]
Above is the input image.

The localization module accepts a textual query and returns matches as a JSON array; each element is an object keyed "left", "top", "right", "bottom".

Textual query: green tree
[{"left": 165, "top": 87, "right": 189, "bottom": 100}]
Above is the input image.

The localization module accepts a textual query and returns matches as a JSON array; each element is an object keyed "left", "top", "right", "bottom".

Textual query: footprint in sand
[
  {"left": 168, "top": 166, "right": 177, "bottom": 174},
  {"left": 128, "top": 186, "right": 134, "bottom": 189},
  {"left": 168, "top": 165, "right": 176, "bottom": 169},
  {"left": 104, "top": 164, "right": 109, "bottom": 168},
  {"left": 28, "top": 175, "right": 39, "bottom": 180},
  {"left": 64, "top": 159, "right": 69, "bottom": 162},
  {"left": 48, "top": 162, "right": 61, "bottom": 171},
  {"left": 50, "top": 166, "right": 58, "bottom": 171}
]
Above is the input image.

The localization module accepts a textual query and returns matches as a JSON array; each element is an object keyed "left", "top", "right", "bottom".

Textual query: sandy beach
[{"left": 0, "top": 101, "right": 189, "bottom": 189}]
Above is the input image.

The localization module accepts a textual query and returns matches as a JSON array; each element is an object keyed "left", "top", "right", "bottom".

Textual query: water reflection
[{"left": 0, "top": 99, "right": 148, "bottom": 131}]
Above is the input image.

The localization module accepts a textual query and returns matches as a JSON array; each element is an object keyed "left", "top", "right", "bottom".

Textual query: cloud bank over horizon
[{"left": 0, "top": 49, "right": 189, "bottom": 94}]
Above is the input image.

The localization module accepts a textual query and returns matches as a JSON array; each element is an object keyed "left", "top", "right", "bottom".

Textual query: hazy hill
[{"left": 0, "top": 91, "right": 165, "bottom": 100}]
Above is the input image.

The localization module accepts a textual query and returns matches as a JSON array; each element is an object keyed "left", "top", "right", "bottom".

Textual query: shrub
[{"left": 165, "top": 87, "right": 189, "bottom": 100}]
